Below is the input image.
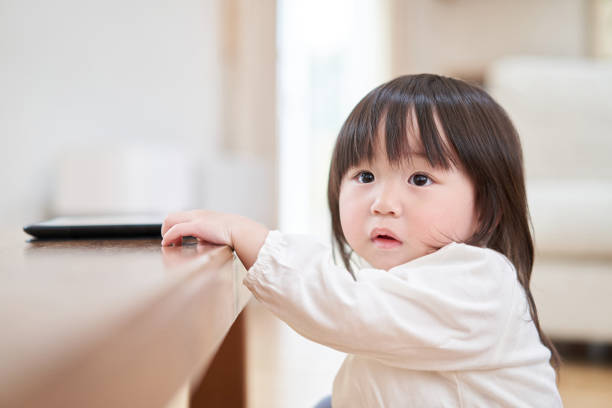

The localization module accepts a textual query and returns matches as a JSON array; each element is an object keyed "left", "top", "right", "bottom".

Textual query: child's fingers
[
  {"left": 161, "top": 210, "right": 200, "bottom": 236},
  {"left": 161, "top": 222, "right": 199, "bottom": 246}
]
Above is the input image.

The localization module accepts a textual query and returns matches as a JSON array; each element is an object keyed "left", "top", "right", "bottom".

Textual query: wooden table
[{"left": 0, "top": 231, "right": 251, "bottom": 408}]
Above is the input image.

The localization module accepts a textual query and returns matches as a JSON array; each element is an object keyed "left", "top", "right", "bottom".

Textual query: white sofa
[{"left": 486, "top": 56, "right": 612, "bottom": 342}]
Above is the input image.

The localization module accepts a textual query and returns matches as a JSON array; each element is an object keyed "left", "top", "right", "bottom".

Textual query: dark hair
[{"left": 327, "top": 73, "right": 561, "bottom": 372}]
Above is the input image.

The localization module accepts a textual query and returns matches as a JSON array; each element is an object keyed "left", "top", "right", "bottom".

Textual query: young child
[{"left": 161, "top": 74, "right": 563, "bottom": 407}]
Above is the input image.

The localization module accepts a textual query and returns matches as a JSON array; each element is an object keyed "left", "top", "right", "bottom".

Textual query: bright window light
[{"left": 277, "top": 0, "right": 391, "bottom": 241}]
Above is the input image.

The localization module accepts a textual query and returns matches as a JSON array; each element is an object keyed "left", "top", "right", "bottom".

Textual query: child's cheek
[
  {"left": 411, "top": 207, "right": 454, "bottom": 246},
  {"left": 339, "top": 191, "right": 358, "bottom": 234}
]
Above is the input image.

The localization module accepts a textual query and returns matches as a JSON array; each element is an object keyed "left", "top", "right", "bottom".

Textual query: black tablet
[{"left": 23, "top": 215, "right": 164, "bottom": 239}]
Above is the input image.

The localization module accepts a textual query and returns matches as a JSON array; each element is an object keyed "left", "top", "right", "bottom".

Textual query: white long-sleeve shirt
[{"left": 243, "top": 231, "right": 562, "bottom": 407}]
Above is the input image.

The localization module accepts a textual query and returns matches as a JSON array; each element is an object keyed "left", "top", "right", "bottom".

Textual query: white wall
[{"left": 0, "top": 0, "right": 222, "bottom": 228}]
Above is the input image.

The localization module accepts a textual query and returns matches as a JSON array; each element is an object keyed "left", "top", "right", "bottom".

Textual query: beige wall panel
[{"left": 391, "top": 0, "right": 588, "bottom": 80}]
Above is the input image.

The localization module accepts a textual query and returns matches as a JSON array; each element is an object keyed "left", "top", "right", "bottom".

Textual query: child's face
[{"left": 338, "top": 130, "right": 478, "bottom": 271}]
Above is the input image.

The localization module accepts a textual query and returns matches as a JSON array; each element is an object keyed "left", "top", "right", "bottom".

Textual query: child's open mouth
[{"left": 371, "top": 229, "right": 402, "bottom": 249}]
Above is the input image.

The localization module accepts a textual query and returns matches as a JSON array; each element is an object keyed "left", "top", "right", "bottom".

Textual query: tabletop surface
[{"left": 0, "top": 231, "right": 250, "bottom": 408}]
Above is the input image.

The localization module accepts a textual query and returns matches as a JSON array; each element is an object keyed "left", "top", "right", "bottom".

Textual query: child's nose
[{"left": 370, "top": 185, "right": 402, "bottom": 217}]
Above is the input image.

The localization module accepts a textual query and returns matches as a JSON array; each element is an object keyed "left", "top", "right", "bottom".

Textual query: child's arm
[
  {"left": 160, "top": 210, "right": 269, "bottom": 270},
  {"left": 243, "top": 231, "right": 525, "bottom": 371}
]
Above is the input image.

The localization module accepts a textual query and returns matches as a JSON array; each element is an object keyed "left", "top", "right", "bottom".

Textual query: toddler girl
[{"left": 161, "top": 74, "right": 562, "bottom": 407}]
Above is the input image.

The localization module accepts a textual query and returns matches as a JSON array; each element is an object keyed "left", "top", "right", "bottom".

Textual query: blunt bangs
[{"left": 332, "top": 78, "right": 460, "bottom": 185}]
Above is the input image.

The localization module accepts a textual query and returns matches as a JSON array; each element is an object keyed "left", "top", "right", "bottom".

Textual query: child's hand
[
  {"left": 160, "top": 209, "right": 269, "bottom": 269},
  {"left": 161, "top": 209, "right": 235, "bottom": 247}
]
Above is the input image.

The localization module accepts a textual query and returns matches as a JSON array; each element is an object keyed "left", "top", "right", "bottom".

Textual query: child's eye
[
  {"left": 356, "top": 171, "right": 375, "bottom": 183},
  {"left": 409, "top": 173, "right": 433, "bottom": 187}
]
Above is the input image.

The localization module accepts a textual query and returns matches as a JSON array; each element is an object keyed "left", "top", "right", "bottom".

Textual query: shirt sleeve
[{"left": 243, "top": 230, "right": 522, "bottom": 371}]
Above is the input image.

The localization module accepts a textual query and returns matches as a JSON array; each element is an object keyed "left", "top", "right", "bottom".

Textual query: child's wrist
[
  {"left": 229, "top": 215, "right": 254, "bottom": 244},
  {"left": 229, "top": 215, "right": 269, "bottom": 269}
]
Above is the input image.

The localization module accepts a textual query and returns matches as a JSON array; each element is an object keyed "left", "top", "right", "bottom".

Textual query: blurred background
[{"left": 1, "top": 0, "right": 611, "bottom": 407}]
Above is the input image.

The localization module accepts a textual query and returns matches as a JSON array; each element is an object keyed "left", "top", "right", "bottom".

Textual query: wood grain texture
[{"left": 0, "top": 232, "right": 250, "bottom": 408}]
